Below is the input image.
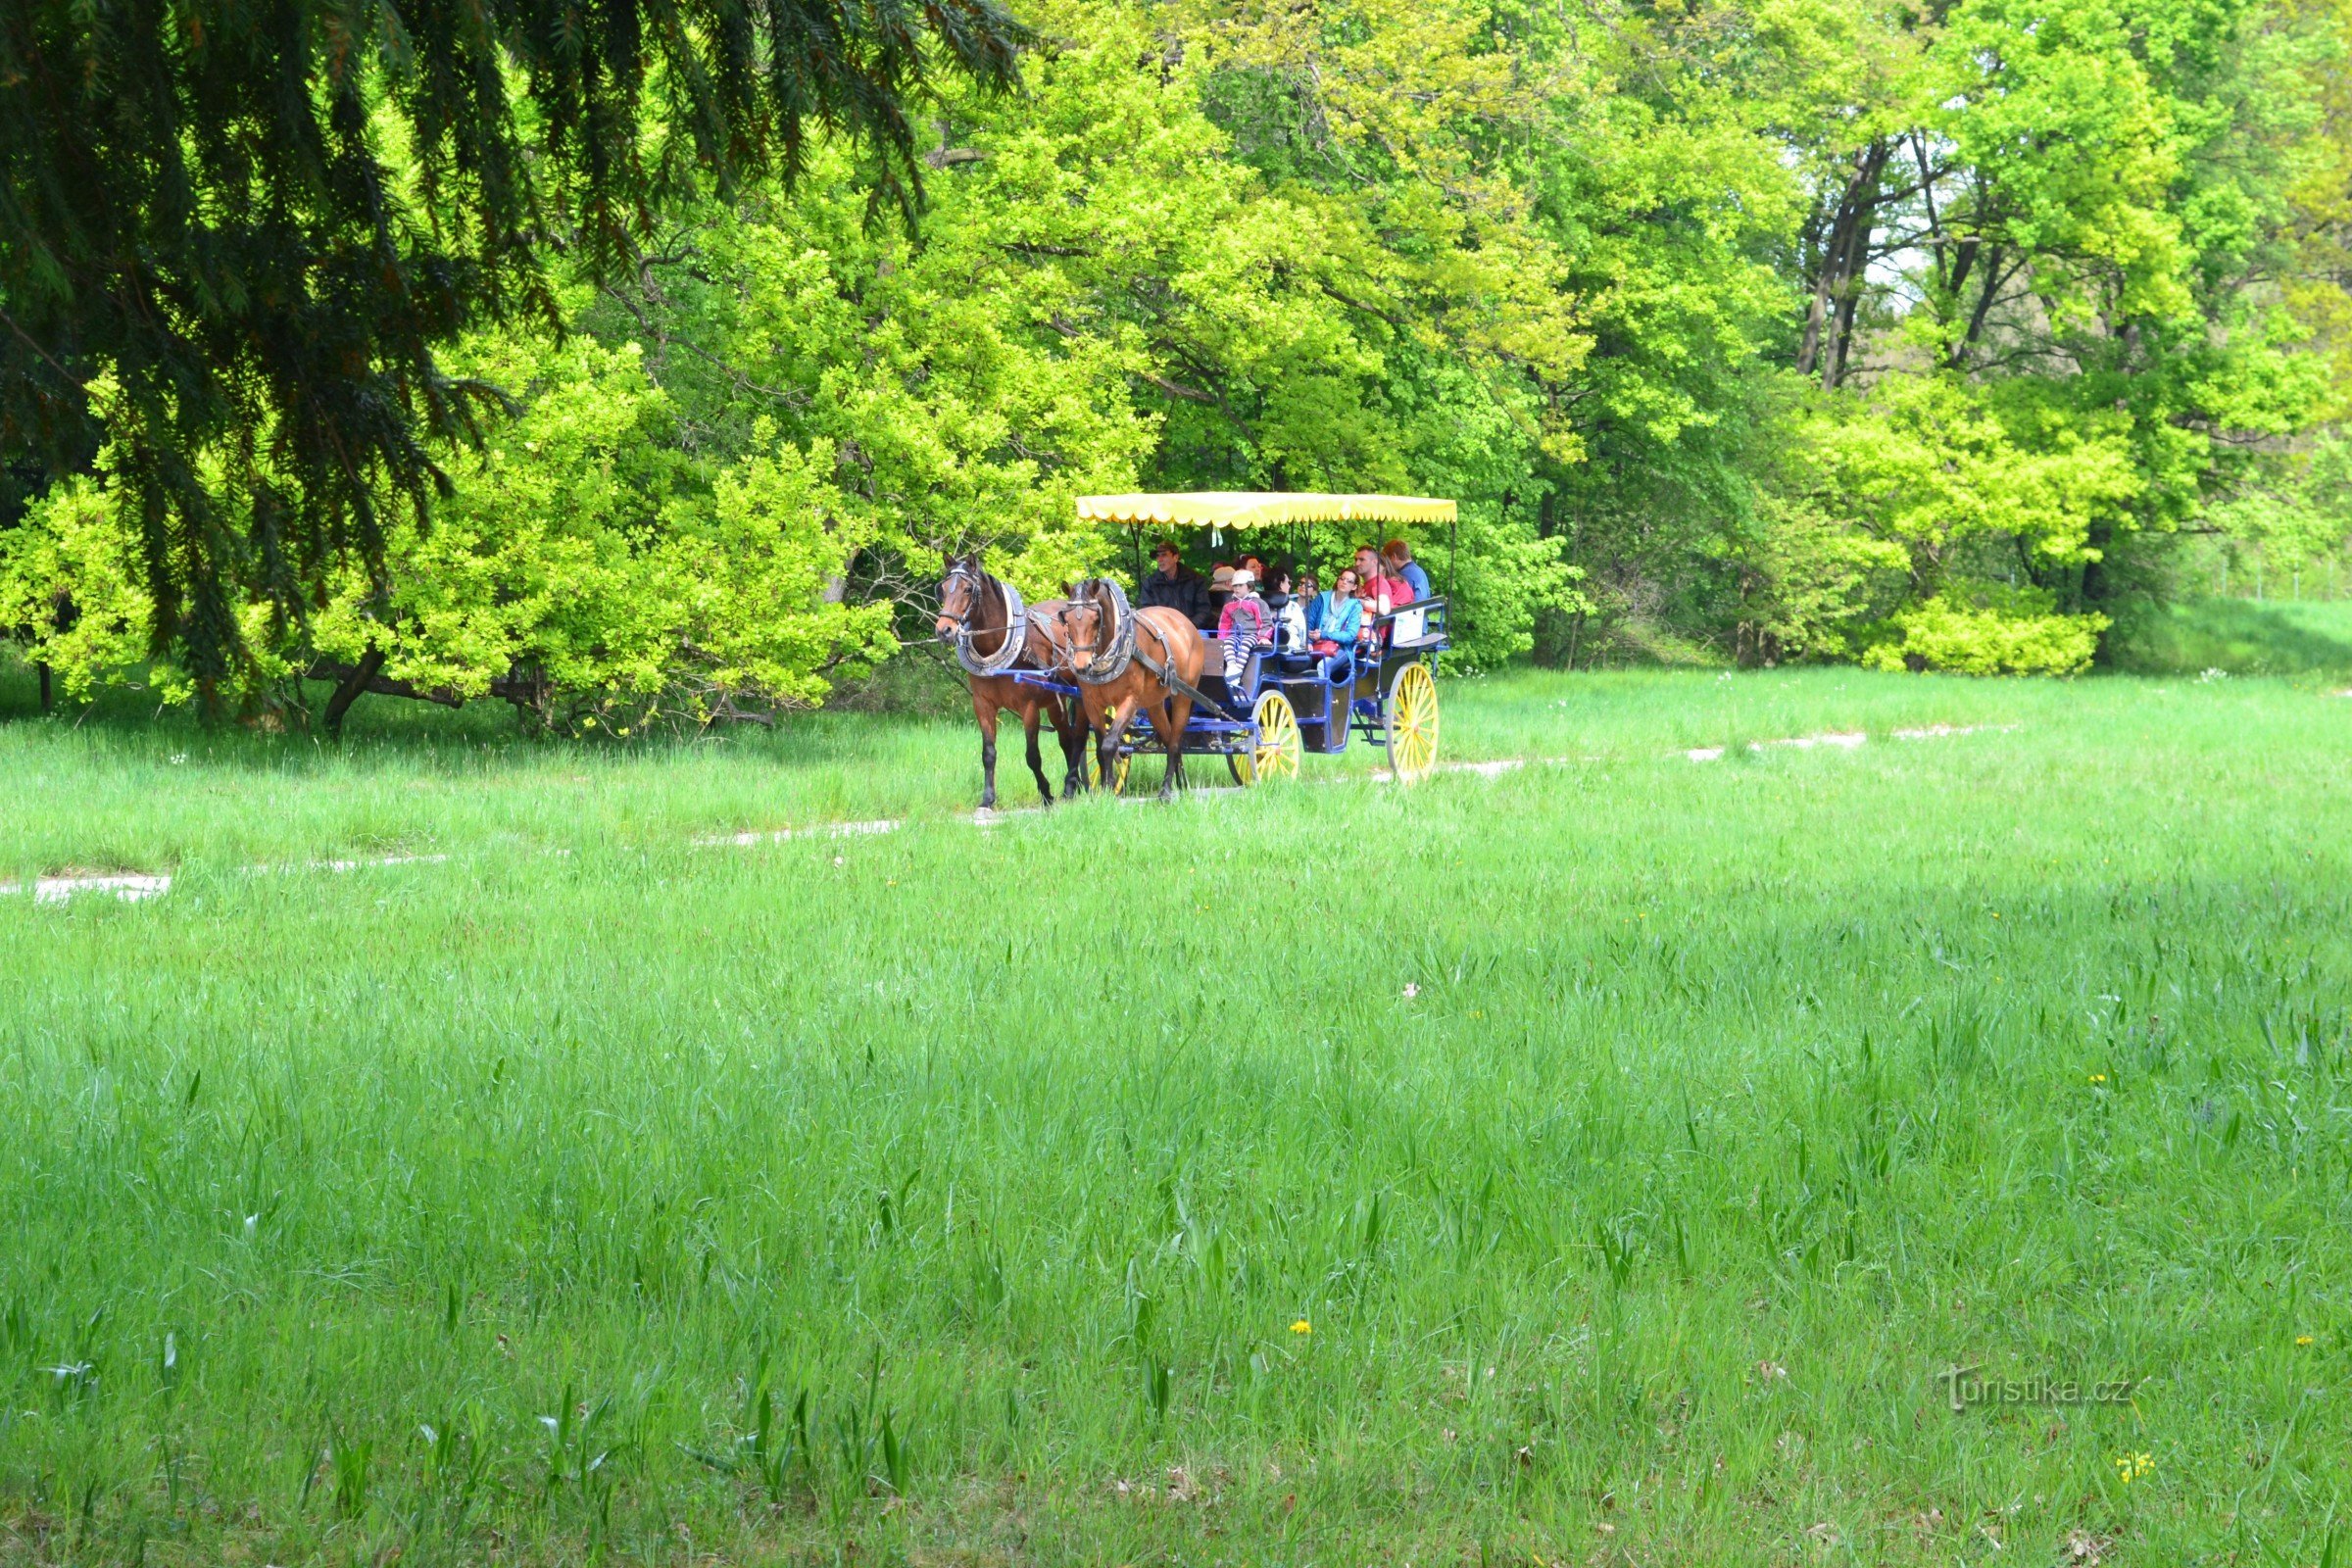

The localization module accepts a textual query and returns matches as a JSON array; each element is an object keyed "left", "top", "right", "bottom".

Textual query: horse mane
[{"left": 974, "top": 568, "right": 1008, "bottom": 660}]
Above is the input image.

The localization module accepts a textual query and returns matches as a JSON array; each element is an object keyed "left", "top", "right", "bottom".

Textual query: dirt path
[{"left": 6, "top": 723, "right": 2013, "bottom": 904}]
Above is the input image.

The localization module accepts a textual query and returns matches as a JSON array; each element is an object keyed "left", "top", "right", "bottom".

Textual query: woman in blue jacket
[{"left": 1313, "top": 567, "right": 1365, "bottom": 673}]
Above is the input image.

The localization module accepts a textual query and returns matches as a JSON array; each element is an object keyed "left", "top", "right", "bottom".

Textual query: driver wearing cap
[{"left": 1137, "top": 539, "right": 1210, "bottom": 627}]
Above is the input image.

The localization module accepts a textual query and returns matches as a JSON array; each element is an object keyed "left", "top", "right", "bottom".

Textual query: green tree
[
  {"left": 0, "top": 0, "right": 1024, "bottom": 702},
  {"left": 1776, "top": 0, "right": 2343, "bottom": 662}
]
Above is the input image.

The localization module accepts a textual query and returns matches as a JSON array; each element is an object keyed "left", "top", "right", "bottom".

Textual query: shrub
[{"left": 1861, "top": 586, "right": 2107, "bottom": 675}]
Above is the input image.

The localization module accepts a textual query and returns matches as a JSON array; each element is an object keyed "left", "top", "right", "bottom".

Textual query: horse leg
[
  {"left": 1099, "top": 695, "right": 1132, "bottom": 795},
  {"left": 1051, "top": 696, "right": 1087, "bottom": 797},
  {"left": 1021, "top": 701, "right": 1054, "bottom": 807},
  {"left": 974, "top": 692, "right": 1001, "bottom": 810},
  {"left": 1159, "top": 692, "right": 1194, "bottom": 799}
]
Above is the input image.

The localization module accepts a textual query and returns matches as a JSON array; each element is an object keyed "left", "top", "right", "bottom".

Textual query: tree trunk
[
  {"left": 1822, "top": 142, "right": 1890, "bottom": 388},
  {"left": 1797, "top": 243, "right": 1833, "bottom": 378},
  {"left": 321, "top": 647, "right": 387, "bottom": 737},
  {"left": 1950, "top": 247, "right": 2007, "bottom": 368},
  {"left": 1798, "top": 140, "right": 1889, "bottom": 384}
]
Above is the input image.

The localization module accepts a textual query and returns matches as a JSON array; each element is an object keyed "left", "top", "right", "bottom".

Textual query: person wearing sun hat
[{"left": 1207, "top": 562, "right": 1237, "bottom": 624}]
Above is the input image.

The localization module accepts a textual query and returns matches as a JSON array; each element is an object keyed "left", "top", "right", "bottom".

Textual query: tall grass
[
  {"left": 2103, "top": 596, "right": 2352, "bottom": 679},
  {"left": 0, "top": 660, "right": 2345, "bottom": 1563}
]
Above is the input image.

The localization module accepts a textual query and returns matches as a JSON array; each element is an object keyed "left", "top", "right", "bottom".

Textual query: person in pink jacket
[{"left": 1216, "top": 568, "right": 1274, "bottom": 685}]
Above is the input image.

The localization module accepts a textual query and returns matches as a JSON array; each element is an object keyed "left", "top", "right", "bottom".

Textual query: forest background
[{"left": 7, "top": 0, "right": 2352, "bottom": 729}]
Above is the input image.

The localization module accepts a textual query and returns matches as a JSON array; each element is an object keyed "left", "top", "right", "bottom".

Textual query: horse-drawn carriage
[
  {"left": 1065, "top": 492, "right": 1449, "bottom": 789},
  {"left": 937, "top": 492, "right": 1453, "bottom": 806}
]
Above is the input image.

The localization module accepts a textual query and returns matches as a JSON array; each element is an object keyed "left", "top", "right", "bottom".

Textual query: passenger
[
  {"left": 1271, "top": 567, "right": 1309, "bottom": 650},
  {"left": 1351, "top": 545, "right": 1408, "bottom": 616},
  {"left": 1310, "top": 567, "right": 1365, "bottom": 669},
  {"left": 1256, "top": 557, "right": 1284, "bottom": 612},
  {"left": 1216, "top": 568, "right": 1275, "bottom": 686},
  {"left": 1383, "top": 539, "right": 1432, "bottom": 602},
  {"left": 1138, "top": 541, "right": 1209, "bottom": 626},
  {"left": 1206, "top": 563, "right": 1236, "bottom": 625},
  {"left": 1242, "top": 556, "right": 1276, "bottom": 637}
]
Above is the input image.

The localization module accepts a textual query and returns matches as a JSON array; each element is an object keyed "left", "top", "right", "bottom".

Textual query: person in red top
[{"left": 1352, "top": 544, "right": 1411, "bottom": 618}]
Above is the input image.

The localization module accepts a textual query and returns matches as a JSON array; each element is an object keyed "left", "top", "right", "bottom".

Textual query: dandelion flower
[
  {"left": 1290, "top": 1320, "right": 1311, "bottom": 1335},
  {"left": 2088, "top": 1073, "right": 2107, "bottom": 1084},
  {"left": 2297, "top": 1335, "right": 2315, "bottom": 1347}
]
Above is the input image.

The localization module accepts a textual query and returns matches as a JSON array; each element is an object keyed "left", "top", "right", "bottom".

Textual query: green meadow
[{"left": 1, "top": 644, "right": 2347, "bottom": 1564}]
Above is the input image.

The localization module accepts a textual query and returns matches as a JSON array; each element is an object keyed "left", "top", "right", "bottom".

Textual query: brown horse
[
  {"left": 935, "top": 557, "right": 1090, "bottom": 809},
  {"left": 1055, "top": 581, "right": 1208, "bottom": 800}
]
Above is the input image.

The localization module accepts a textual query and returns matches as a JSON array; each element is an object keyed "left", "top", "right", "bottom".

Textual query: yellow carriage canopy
[{"left": 1076, "top": 492, "right": 1457, "bottom": 528}]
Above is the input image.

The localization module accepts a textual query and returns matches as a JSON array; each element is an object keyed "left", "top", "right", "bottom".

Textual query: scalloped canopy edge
[{"left": 1075, "top": 492, "right": 1458, "bottom": 528}]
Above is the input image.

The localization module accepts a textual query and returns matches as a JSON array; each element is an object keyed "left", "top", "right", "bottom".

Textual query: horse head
[
  {"left": 935, "top": 554, "right": 989, "bottom": 640},
  {"left": 1056, "top": 583, "right": 1106, "bottom": 673}
]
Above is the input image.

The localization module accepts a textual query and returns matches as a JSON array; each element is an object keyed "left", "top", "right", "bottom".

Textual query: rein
[
  {"left": 1064, "top": 580, "right": 1233, "bottom": 720},
  {"left": 1029, "top": 599, "right": 1084, "bottom": 679},
  {"left": 1134, "top": 615, "right": 1234, "bottom": 720}
]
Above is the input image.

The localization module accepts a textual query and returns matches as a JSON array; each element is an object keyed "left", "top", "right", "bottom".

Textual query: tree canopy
[{"left": 5, "top": 0, "right": 2348, "bottom": 722}]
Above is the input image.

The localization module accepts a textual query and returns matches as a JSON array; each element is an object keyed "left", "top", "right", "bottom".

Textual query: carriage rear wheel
[
  {"left": 1383, "top": 662, "right": 1439, "bottom": 781},
  {"left": 1229, "top": 691, "right": 1302, "bottom": 786}
]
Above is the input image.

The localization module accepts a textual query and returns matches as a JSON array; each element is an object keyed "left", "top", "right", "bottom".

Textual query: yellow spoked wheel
[
  {"left": 1382, "top": 662, "right": 1440, "bottom": 781},
  {"left": 1084, "top": 743, "right": 1133, "bottom": 796},
  {"left": 1230, "top": 690, "right": 1302, "bottom": 786}
]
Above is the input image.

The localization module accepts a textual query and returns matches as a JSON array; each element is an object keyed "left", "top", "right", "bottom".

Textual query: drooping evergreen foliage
[
  {"left": 0, "top": 0, "right": 1024, "bottom": 699},
  {"left": 5, "top": 0, "right": 2348, "bottom": 721}
]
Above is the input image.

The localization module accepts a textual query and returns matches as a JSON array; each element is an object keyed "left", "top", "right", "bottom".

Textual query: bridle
[
  {"left": 1063, "top": 578, "right": 1136, "bottom": 685},
  {"left": 941, "top": 559, "right": 1028, "bottom": 678},
  {"left": 1029, "top": 595, "right": 1085, "bottom": 679}
]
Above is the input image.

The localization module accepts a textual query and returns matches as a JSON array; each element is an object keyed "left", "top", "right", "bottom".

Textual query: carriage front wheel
[
  {"left": 1383, "top": 662, "right": 1439, "bottom": 781},
  {"left": 1229, "top": 690, "right": 1302, "bottom": 786},
  {"left": 1085, "top": 742, "right": 1134, "bottom": 796}
]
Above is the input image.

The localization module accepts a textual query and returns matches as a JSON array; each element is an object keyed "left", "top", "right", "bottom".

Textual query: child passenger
[{"left": 1216, "top": 568, "right": 1274, "bottom": 684}]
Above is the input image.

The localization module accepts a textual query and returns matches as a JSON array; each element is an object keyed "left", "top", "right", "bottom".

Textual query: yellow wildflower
[{"left": 1290, "top": 1320, "right": 1311, "bottom": 1335}]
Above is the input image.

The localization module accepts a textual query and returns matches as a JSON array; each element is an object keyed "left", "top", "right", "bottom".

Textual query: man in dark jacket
[{"left": 1138, "top": 541, "right": 1210, "bottom": 626}]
